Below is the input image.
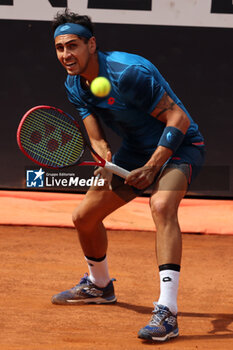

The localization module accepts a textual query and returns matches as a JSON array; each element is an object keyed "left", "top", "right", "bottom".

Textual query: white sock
[
  {"left": 85, "top": 255, "right": 111, "bottom": 288},
  {"left": 157, "top": 269, "right": 180, "bottom": 315}
]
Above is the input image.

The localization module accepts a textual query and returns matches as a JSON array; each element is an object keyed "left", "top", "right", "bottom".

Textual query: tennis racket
[{"left": 17, "top": 105, "right": 130, "bottom": 178}]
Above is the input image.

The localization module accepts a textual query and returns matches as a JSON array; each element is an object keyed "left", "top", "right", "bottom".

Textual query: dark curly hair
[{"left": 52, "top": 8, "right": 95, "bottom": 42}]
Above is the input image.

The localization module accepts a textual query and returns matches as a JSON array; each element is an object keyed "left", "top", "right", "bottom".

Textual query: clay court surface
[{"left": 1, "top": 224, "right": 233, "bottom": 350}]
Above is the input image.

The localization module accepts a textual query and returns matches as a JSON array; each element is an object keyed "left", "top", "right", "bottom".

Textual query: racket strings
[
  {"left": 20, "top": 112, "right": 72, "bottom": 165},
  {"left": 34, "top": 109, "right": 83, "bottom": 166},
  {"left": 19, "top": 108, "right": 84, "bottom": 167},
  {"left": 35, "top": 110, "right": 82, "bottom": 165}
]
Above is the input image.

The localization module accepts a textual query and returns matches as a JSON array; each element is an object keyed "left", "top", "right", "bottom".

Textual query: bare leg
[
  {"left": 150, "top": 167, "right": 188, "bottom": 266},
  {"left": 72, "top": 188, "right": 127, "bottom": 258}
]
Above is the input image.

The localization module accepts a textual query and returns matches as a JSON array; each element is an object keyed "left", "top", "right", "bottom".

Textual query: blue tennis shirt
[{"left": 65, "top": 51, "right": 204, "bottom": 154}]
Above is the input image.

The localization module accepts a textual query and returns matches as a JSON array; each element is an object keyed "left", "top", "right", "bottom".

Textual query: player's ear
[{"left": 88, "top": 37, "right": 96, "bottom": 54}]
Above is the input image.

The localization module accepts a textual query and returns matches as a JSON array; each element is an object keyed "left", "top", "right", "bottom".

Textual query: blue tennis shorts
[{"left": 111, "top": 144, "right": 205, "bottom": 202}]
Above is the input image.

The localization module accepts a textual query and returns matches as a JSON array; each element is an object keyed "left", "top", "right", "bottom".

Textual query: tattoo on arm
[{"left": 153, "top": 93, "right": 176, "bottom": 119}]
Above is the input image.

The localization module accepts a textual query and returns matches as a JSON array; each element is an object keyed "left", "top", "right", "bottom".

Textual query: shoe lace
[
  {"left": 150, "top": 304, "right": 170, "bottom": 326},
  {"left": 77, "top": 272, "right": 90, "bottom": 286},
  {"left": 76, "top": 274, "right": 116, "bottom": 288}
]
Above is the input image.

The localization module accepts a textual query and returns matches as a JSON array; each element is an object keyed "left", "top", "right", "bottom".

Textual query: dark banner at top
[
  {"left": 0, "top": 0, "right": 13, "bottom": 5},
  {"left": 211, "top": 0, "right": 233, "bottom": 14},
  {"left": 48, "top": 0, "right": 67, "bottom": 7},
  {"left": 88, "top": 0, "right": 152, "bottom": 11}
]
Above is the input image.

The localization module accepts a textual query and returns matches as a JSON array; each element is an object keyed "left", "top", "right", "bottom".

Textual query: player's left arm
[{"left": 125, "top": 92, "right": 190, "bottom": 189}]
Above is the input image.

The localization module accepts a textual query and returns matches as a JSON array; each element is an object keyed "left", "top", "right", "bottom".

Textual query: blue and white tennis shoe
[
  {"left": 138, "top": 303, "right": 179, "bottom": 342},
  {"left": 51, "top": 273, "right": 116, "bottom": 305}
]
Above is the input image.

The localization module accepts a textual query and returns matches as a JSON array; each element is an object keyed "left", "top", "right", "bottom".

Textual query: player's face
[{"left": 55, "top": 34, "right": 96, "bottom": 76}]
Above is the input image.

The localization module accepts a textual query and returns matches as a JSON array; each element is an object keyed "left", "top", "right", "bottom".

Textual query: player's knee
[
  {"left": 72, "top": 208, "right": 81, "bottom": 228},
  {"left": 72, "top": 208, "right": 91, "bottom": 230},
  {"left": 149, "top": 197, "right": 175, "bottom": 221}
]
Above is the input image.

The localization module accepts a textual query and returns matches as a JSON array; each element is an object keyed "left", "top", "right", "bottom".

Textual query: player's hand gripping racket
[{"left": 17, "top": 105, "right": 130, "bottom": 178}]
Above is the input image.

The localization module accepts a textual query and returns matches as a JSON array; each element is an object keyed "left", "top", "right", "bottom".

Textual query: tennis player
[{"left": 51, "top": 9, "right": 205, "bottom": 342}]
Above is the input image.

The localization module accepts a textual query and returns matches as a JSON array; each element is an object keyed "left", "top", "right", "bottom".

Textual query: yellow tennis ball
[{"left": 90, "top": 77, "right": 111, "bottom": 97}]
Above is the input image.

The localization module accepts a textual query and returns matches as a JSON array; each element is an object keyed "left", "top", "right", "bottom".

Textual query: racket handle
[{"left": 104, "top": 161, "right": 130, "bottom": 179}]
